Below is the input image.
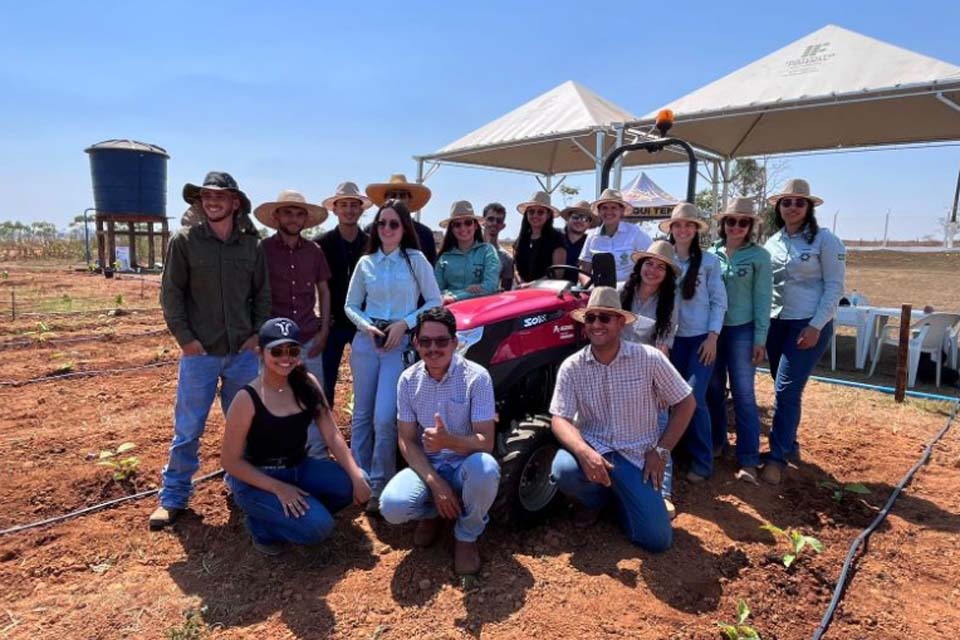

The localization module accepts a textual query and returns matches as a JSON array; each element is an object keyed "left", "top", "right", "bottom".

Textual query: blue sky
[{"left": 2, "top": 0, "right": 959, "bottom": 241}]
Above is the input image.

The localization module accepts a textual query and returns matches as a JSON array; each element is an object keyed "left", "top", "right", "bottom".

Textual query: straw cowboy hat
[
  {"left": 516, "top": 191, "right": 560, "bottom": 217},
  {"left": 559, "top": 200, "right": 600, "bottom": 227},
  {"left": 631, "top": 239, "right": 681, "bottom": 275},
  {"left": 439, "top": 200, "right": 483, "bottom": 228},
  {"left": 658, "top": 202, "right": 710, "bottom": 234},
  {"left": 715, "top": 196, "right": 759, "bottom": 220},
  {"left": 254, "top": 190, "right": 328, "bottom": 229},
  {"left": 570, "top": 286, "right": 637, "bottom": 324},
  {"left": 182, "top": 171, "right": 251, "bottom": 215},
  {"left": 323, "top": 181, "right": 373, "bottom": 211},
  {"left": 591, "top": 188, "right": 634, "bottom": 216},
  {"left": 366, "top": 174, "right": 432, "bottom": 211},
  {"left": 767, "top": 178, "right": 823, "bottom": 207}
]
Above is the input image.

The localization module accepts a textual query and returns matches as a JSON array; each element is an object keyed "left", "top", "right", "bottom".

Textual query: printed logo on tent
[{"left": 783, "top": 41, "right": 836, "bottom": 77}]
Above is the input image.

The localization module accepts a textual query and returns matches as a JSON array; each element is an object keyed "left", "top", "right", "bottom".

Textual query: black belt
[{"left": 250, "top": 456, "right": 303, "bottom": 469}]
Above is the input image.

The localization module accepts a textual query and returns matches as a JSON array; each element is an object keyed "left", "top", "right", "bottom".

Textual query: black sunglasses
[
  {"left": 570, "top": 213, "right": 592, "bottom": 223},
  {"left": 416, "top": 336, "right": 452, "bottom": 348},
  {"left": 377, "top": 219, "right": 401, "bottom": 230},
  {"left": 779, "top": 197, "right": 809, "bottom": 208},
  {"left": 451, "top": 219, "right": 476, "bottom": 229},
  {"left": 584, "top": 312, "right": 615, "bottom": 325},
  {"left": 484, "top": 216, "right": 505, "bottom": 224},
  {"left": 724, "top": 217, "right": 752, "bottom": 229},
  {"left": 269, "top": 344, "right": 301, "bottom": 358}
]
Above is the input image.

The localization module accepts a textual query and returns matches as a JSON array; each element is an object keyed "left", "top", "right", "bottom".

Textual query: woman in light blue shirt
[
  {"left": 761, "top": 179, "right": 845, "bottom": 484},
  {"left": 662, "top": 203, "right": 727, "bottom": 483},
  {"left": 345, "top": 200, "right": 442, "bottom": 511}
]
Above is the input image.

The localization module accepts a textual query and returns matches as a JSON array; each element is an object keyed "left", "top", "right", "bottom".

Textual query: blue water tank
[{"left": 85, "top": 139, "right": 169, "bottom": 217}]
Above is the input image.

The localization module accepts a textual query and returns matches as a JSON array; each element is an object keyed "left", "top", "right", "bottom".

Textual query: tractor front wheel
[{"left": 492, "top": 415, "right": 559, "bottom": 527}]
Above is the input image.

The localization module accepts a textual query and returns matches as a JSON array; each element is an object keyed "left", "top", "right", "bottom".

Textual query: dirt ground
[{"left": 0, "top": 255, "right": 958, "bottom": 639}]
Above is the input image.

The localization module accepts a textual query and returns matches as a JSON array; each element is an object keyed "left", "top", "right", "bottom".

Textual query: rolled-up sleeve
[
  {"left": 706, "top": 258, "right": 728, "bottom": 334},
  {"left": 344, "top": 256, "right": 372, "bottom": 332},
  {"left": 160, "top": 234, "right": 195, "bottom": 346},
  {"left": 403, "top": 252, "right": 443, "bottom": 329},
  {"left": 752, "top": 249, "right": 773, "bottom": 344},
  {"left": 810, "top": 233, "right": 846, "bottom": 330}
]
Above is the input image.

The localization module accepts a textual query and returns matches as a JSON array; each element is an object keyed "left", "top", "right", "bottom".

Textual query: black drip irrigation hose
[
  {"left": 0, "top": 469, "right": 225, "bottom": 537},
  {"left": 0, "top": 359, "right": 177, "bottom": 388},
  {"left": 0, "top": 328, "right": 169, "bottom": 351}
]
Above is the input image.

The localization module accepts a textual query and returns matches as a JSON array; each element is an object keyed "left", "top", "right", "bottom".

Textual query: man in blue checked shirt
[{"left": 379, "top": 307, "right": 500, "bottom": 576}]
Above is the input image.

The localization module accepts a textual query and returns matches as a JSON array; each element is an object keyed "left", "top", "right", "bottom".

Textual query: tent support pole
[
  {"left": 612, "top": 124, "right": 624, "bottom": 190},
  {"left": 414, "top": 158, "right": 426, "bottom": 221},
  {"left": 594, "top": 130, "right": 606, "bottom": 197},
  {"left": 711, "top": 160, "right": 720, "bottom": 215},
  {"left": 721, "top": 158, "right": 732, "bottom": 210}
]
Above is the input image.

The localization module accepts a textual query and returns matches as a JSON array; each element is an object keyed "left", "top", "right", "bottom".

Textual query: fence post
[{"left": 894, "top": 304, "right": 912, "bottom": 403}]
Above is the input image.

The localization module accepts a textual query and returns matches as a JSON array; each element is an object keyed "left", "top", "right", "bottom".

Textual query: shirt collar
[
  {"left": 372, "top": 248, "right": 404, "bottom": 264},
  {"left": 424, "top": 354, "right": 463, "bottom": 384},
  {"left": 583, "top": 339, "right": 633, "bottom": 365}
]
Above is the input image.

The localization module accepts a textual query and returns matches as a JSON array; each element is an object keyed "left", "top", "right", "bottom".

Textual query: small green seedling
[
  {"left": 818, "top": 480, "right": 871, "bottom": 503},
  {"left": 760, "top": 523, "right": 823, "bottom": 568},
  {"left": 1, "top": 269, "right": 8, "bottom": 280},
  {"left": 97, "top": 442, "right": 140, "bottom": 481},
  {"left": 29, "top": 321, "right": 57, "bottom": 344},
  {"left": 165, "top": 606, "right": 212, "bottom": 640},
  {"left": 51, "top": 360, "right": 75, "bottom": 375},
  {"left": 115, "top": 293, "right": 125, "bottom": 307},
  {"left": 716, "top": 599, "right": 760, "bottom": 639}
]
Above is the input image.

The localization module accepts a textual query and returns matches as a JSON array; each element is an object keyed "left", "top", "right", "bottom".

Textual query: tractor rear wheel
[{"left": 492, "top": 415, "right": 559, "bottom": 527}]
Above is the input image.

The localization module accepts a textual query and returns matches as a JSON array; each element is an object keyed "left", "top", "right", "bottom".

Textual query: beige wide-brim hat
[
  {"left": 591, "top": 188, "right": 634, "bottom": 216},
  {"left": 767, "top": 178, "right": 823, "bottom": 207},
  {"left": 322, "top": 181, "right": 373, "bottom": 211},
  {"left": 516, "top": 191, "right": 560, "bottom": 217},
  {"left": 630, "top": 239, "right": 681, "bottom": 275},
  {"left": 254, "top": 189, "right": 328, "bottom": 229},
  {"left": 559, "top": 200, "right": 600, "bottom": 227},
  {"left": 715, "top": 196, "right": 760, "bottom": 220},
  {"left": 658, "top": 202, "right": 710, "bottom": 234},
  {"left": 366, "top": 174, "right": 432, "bottom": 211},
  {"left": 438, "top": 200, "right": 483, "bottom": 228},
  {"left": 570, "top": 286, "right": 636, "bottom": 324}
]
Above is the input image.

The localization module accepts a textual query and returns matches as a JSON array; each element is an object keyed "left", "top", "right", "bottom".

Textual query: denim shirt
[
  {"left": 764, "top": 226, "right": 846, "bottom": 330},
  {"left": 708, "top": 241, "right": 773, "bottom": 345},
  {"left": 345, "top": 248, "right": 443, "bottom": 331},
  {"left": 675, "top": 250, "right": 728, "bottom": 337},
  {"left": 434, "top": 241, "right": 501, "bottom": 301}
]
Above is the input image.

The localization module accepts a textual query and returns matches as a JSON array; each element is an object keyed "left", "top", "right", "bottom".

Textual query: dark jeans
[
  {"left": 765, "top": 318, "right": 833, "bottom": 467},
  {"left": 670, "top": 334, "right": 716, "bottom": 478},
  {"left": 321, "top": 324, "right": 356, "bottom": 406},
  {"left": 707, "top": 322, "right": 761, "bottom": 468}
]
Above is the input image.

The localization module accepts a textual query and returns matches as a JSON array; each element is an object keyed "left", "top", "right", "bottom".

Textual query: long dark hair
[
  {"left": 282, "top": 362, "right": 328, "bottom": 414},
  {"left": 668, "top": 231, "right": 702, "bottom": 300},
  {"left": 621, "top": 258, "right": 677, "bottom": 342},
  {"left": 513, "top": 212, "right": 562, "bottom": 260},
  {"left": 773, "top": 199, "right": 819, "bottom": 244},
  {"left": 438, "top": 218, "right": 482, "bottom": 256},
  {"left": 366, "top": 199, "right": 422, "bottom": 256}
]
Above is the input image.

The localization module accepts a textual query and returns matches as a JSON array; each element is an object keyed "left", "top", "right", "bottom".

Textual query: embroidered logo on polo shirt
[
  {"left": 800, "top": 253, "right": 811, "bottom": 262},
  {"left": 737, "top": 268, "right": 749, "bottom": 277}
]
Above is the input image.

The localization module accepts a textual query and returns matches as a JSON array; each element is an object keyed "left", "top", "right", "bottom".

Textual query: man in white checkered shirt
[
  {"left": 379, "top": 307, "right": 500, "bottom": 576},
  {"left": 549, "top": 287, "right": 694, "bottom": 552}
]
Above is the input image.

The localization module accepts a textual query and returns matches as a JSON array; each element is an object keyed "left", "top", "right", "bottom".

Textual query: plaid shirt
[
  {"left": 550, "top": 340, "right": 691, "bottom": 470},
  {"left": 397, "top": 354, "right": 496, "bottom": 466}
]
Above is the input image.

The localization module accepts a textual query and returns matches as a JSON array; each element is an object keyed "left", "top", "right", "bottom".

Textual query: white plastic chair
[
  {"left": 946, "top": 318, "right": 960, "bottom": 370},
  {"left": 868, "top": 312, "right": 960, "bottom": 387}
]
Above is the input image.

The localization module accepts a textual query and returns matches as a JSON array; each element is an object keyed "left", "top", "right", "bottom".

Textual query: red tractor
[{"left": 446, "top": 113, "right": 700, "bottom": 524}]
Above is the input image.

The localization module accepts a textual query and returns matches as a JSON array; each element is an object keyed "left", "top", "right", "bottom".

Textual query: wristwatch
[{"left": 654, "top": 445, "right": 671, "bottom": 461}]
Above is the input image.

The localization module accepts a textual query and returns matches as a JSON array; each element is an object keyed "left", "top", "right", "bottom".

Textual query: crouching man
[
  {"left": 379, "top": 307, "right": 500, "bottom": 575},
  {"left": 549, "top": 287, "right": 695, "bottom": 552}
]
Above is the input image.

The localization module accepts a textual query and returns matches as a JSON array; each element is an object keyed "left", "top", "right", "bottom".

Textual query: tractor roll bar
[{"left": 599, "top": 138, "right": 698, "bottom": 204}]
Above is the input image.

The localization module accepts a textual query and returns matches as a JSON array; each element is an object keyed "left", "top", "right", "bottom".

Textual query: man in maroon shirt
[{"left": 254, "top": 190, "right": 331, "bottom": 387}]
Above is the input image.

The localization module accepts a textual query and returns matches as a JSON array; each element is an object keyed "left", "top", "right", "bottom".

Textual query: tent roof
[
  {"left": 632, "top": 25, "right": 960, "bottom": 158},
  {"left": 422, "top": 81, "right": 637, "bottom": 175},
  {"left": 621, "top": 172, "right": 680, "bottom": 208}
]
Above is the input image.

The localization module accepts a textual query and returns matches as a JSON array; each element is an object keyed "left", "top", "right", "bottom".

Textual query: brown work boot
[
  {"left": 761, "top": 464, "right": 783, "bottom": 485},
  {"left": 413, "top": 517, "right": 441, "bottom": 548},
  {"left": 572, "top": 505, "right": 602, "bottom": 529},
  {"left": 454, "top": 539, "right": 481, "bottom": 575},
  {"left": 148, "top": 506, "right": 182, "bottom": 531}
]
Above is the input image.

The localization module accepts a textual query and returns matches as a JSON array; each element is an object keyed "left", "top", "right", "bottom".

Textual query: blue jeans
[
  {"left": 670, "top": 334, "right": 716, "bottom": 478},
  {"left": 349, "top": 331, "right": 408, "bottom": 495},
  {"left": 226, "top": 457, "right": 353, "bottom": 545},
  {"left": 765, "top": 318, "right": 833, "bottom": 467},
  {"left": 550, "top": 449, "right": 672, "bottom": 552},
  {"left": 707, "top": 322, "right": 761, "bottom": 468},
  {"left": 321, "top": 324, "right": 356, "bottom": 406},
  {"left": 160, "top": 350, "right": 258, "bottom": 509},
  {"left": 379, "top": 452, "right": 501, "bottom": 542}
]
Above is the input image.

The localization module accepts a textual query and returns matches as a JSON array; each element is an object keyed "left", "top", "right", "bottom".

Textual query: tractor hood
[{"left": 449, "top": 283, "right": 585, "bottom": 330}]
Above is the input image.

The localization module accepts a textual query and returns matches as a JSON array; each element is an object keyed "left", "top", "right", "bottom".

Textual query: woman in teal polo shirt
[{"left": 434, "top": 201, "right": 501, "bottom": 303}]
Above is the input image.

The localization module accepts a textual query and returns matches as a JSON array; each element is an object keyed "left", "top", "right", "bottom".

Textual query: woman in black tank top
[{"left": 221, "top": 318, "right": 371, "bottom": 556}]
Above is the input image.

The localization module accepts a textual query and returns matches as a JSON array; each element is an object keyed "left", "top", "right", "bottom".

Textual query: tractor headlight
[{"left": 455, "top": 326, "right": 484, "bottom": 356}]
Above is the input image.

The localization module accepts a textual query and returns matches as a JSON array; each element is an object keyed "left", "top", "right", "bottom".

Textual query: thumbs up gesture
[{"left": 423, "top": 412, "right": 448, "bottom": 453}]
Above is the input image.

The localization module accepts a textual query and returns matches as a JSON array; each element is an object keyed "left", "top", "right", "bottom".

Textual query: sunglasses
[
  {"left": 724, "top": 217, "right": 753, "bottom": 229},
  {"left": 526, "top": 208, "right": 550, "bottom": 217},
  {"left": 779, "top": 197, "right": 808, "bottom": 208},
  {"left": 584, "top": 312, "right": 615, "bottom": 325},
  {"left": 416, "top": 336, "right": 452, "bottom": 348},
  {"left": 570, "top": 213, "right": 592, "bottom": 223},
  {"left": 377, "top": 219, "right": 402, "bottom": 230},
  {"left": 269, "top": 344, "right": 301, "bottom": 358},
  {"left": 484, "top": 216, "right": 505, "bottom": 225},
  {"left": 385, "top": 191, "right": 411, "bottom": 200},
  {"left": 451, "top": 219, "right": 476, "bottom": 229}
]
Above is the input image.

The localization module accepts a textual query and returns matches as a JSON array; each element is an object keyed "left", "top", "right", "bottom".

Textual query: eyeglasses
[
  {"left": 416, "top": 336, "right": 452, "bottom": 348},
  {"left": 484, "top": 216, "right": 505, "bottom": 225},
  {"left": 570, "top": 213, "right": 592, "bottom": 223},
  {"left": 269, "top": 344, "right": 301, "bottom": 358},
  {"left": 584, "top": 312, "right": 615, "bottom": 325},
  {"left": 451, "top": 219, "right": 475, "bottom": 229},
  {"left": 779, "top": 197, "right": 808, "bottom": 208},
  {"left": 385, "top": 190, "right": 411, "bottom": 200},
  {"left": 724, "top": 217, "right": 752, "bottom": 229},
  {"left": 377, "top": 219, "right": 401, "bottom": 230}
]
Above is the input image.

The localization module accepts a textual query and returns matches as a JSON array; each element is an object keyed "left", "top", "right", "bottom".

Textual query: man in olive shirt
[{"left": 150, "top": 171, "right": 271, "bottom": 530}]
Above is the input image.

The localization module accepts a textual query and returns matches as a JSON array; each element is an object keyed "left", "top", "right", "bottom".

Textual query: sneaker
[
  {"left": 735, "top": 467, "right": 759, "bottom": 485},
  {"left": 572, "top": 505, "right": 603, "bottom": 529},
  {"left": 148, "top": 506, "right": 182, "bottom": 531},
  {"left": 761, "top": 464, "right": 783, "bottom": 485},
  {"left": 365, "top": 496, "right": 381, "bottom": 515},
  {"left": 252, "top": 537, "right": 286, "bottom": 557},
  {"left": 786, "top": 444, "right": 802, "bottom": 465},
  {"left": 413, "top": 517, "right": 441, "bottom": 548},
  {"left": 685, "top": 471, "right": 707, "bottom": 484},
  {"left": 454, "top": 539, "right": 481, "bottom": 575},
  {"left": 664, "top": 498, "right": 677, "bottom": 520}
]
